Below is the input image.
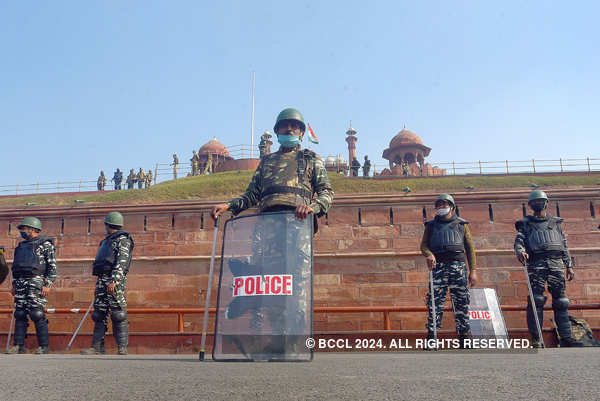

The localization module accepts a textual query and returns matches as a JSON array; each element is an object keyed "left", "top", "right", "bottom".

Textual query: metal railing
[
  {"left": 3, "top": 156, "right": 600, "bottom": 196},
  {"left": 1, "top": 303, "right": 599, "bottom": 333},
  {"left": 366, "top": 157, "right": 600, "bottom": 177}
]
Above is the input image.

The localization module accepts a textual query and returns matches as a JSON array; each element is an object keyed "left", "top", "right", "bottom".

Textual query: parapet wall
[{"left": 1, "top": 188, "right": 599, "bottom": 338}]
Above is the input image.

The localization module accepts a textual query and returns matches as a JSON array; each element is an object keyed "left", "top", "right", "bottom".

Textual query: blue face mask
[
  {"left": 277, "top": 134, "right": 301, "bottom": 147},
  {"left": 20, "top": 231, "right": 29, "bottom": 240}
]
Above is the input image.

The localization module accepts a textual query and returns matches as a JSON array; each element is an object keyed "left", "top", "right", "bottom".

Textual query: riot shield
[
  {"left": 468, "top": 288, "right": 509, "bottom": 347},
  {"left": 213, "top": 211, "right": 313, "bottom": 361}
]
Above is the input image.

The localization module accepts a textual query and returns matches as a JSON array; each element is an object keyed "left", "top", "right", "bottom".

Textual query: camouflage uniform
[
  {"left": 126, "top": 169, "right": 136, "bottom": 189},
  {"left": 362, "top": 156, "right": 371, "bottom": 177},
  {"left": 514, "top": 214, "right": 575, "bottom": 343},
  {"left": 97, "top": 172, "right": 107, "bottom": 191},
  {"left": 10, "top": 236, "right": 58, "bottom": 351},
  {"left": 191, "top": 151, "right": 199, "bottom": 176},
  {"left": 171, "top": 154, "right": 179, "bottom": 179},
  {"left": 136, "top": 168, "right": 146, "bottom": 189},
  {"left": 89, "top": 230, "right": 134, "bottom": 353},
  {"left": 421, "top": 215, "right": 477, "bottom": 336},
  {"left": 112, "top": 169, "right": 123, "bottom": 190},
  {"left": 227, "top": 146, "right": 334, "bottom": 352},
  {"left": 145, "top": 169, "right": 153, "bottom": 188}
]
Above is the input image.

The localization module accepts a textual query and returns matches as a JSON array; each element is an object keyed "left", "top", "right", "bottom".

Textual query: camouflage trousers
[
  {"left": 526, "top": 258, "right": 571, "bottom": 339},
  {"left": 13, "top": 276, "right": 47, "bottom": 312},
  {"left": 93, "top": 274, "right": 127, "bottom": 326},
  {"left": 426, "top": 261, "right": 470, "bottom": 333}
]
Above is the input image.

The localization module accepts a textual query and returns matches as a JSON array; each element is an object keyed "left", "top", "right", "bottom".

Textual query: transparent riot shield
[
  {"left": 468, "top": 288, "right": 509, "bottom": 347},
  {"left": 212, "top": 211, "right": 313, "bottom": 361}
]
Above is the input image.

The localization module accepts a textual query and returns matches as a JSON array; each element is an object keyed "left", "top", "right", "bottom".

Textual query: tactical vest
[
  {"left": 517, "top": 216, "right": 565, "bottom": 255},
  {"left": 426, "top": 217, "right": 467, "bottom": 256},
  {"left": 92, "top": 230, "right": 134, "bottom": 276},
  {"left": 12, "top": 236, "right": 53, "bottom": 278},
  {"left": 258, "top": 149, "right": 315, "bottom": 212}
]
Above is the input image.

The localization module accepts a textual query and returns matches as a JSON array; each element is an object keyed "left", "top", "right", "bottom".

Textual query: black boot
[
  {"left": 113, "top": 319, "right": 129, "bottom": 355},
  {"left": 457, "top": 331, "right": 472, "bottom": 349},
  {"left": 424, "top": 331, "right": 436, "bottom": 351},
  {"left": 559, "top": 337, "right": 584, "bottom": 347},
  {"left": 80, "top": 322, "right": 107, "bottom": 355},
  {"left": 33, "top": 316, "right": 49, "bottom": 350}
]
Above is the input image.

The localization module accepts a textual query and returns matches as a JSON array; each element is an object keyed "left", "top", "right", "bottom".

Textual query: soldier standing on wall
[
  {"left": 362, "top": 155, "right": 371, "bottom": 177},
  {"left": 171, "top": 154, "right": 179, "bottom": 179},
  {"left": 136, "top": 168, "right": 146, "bottom": 189},
  {"left": 191, "top": 151, "right": 199, "bottom": 176},
  {"left": 145, "top": 168, "right": 153, "bottom": 188},
  {"left": 97, "top": 171, "right": 107, "bottom": 191},
  {"left": 81, "top": 212, "right": 134, "bottom": 355},
  {"left": 420, "top": 194, "right": 478, "bottom": 348},
  {"left": 514, "top": 190, "right": 583, "bottom": 347},
  {"left": 111, "top": 168, "right": 123, "bottom": 190},
  {"left": 126, "top": 169, "right": 136, "bottom": 189},
  {"left": 350, "top": 157, "right": 361, "bottom": 177},
  {"left": 6, "top": 217, "right": 58, "bottom": 354}
]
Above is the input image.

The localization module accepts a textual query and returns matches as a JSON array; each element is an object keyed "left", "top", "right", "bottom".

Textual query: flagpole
[{"left": 250, "top": 71, "right": 255, "bottom": 159}]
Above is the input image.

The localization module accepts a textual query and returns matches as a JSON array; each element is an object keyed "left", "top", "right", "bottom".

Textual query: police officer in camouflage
[
  {"left": 421, "top": 194, "right": 478, "bottom": 348},
  {"left": 514, "top": 190, "right": 583, "bottom": 347},
  {"left": 81, "top": 212, "right": 134, "bottom": 355},
  {"left": 212, "top": 107, "right": 334, "bottom": 354},
  {"left": 6, "top": 217, "right": 58, "bottom": 354}
]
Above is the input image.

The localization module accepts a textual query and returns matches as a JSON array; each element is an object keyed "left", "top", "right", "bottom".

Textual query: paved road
[{"left": 1, "top": 349, "right": 598, "bottom": 400}]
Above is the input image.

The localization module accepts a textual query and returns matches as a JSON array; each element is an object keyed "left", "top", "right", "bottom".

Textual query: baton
[
  {"left": 429, "top": 269, "right": 438, "bottom": 350},
  {"left": 5, "top": 310, "right": 14, "bottom": 352},
  {"left": 66, "top": 299, "right": 94, "bottom": 351},
  {"left": 522, "top": 261, "right": 545, "bottom": 348},
  {"left": 200, "top": 216, "right": 220, "bottom": 361}
]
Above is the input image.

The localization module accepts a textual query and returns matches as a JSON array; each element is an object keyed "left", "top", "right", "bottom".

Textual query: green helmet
[
  {"left": 528, "top": 190, "right": 548, "bottom": 203},
  {"left": 18, "top": 216, "right": 42, "bottom": 230},
  {"left": 273, "top": 108, "right": 306, "bottom": 133},
  {"left": 104, "top": 212, "right": 124, "bottom": 227},
  {"left": 435, "top": 193, "right": 455, "bottom": 208}
]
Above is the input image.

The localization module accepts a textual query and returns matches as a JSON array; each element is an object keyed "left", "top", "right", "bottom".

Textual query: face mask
[
  {"left": 20, "top": 231, "right": 29, "bottom": 240},
  {"left": 436, "top": 207, "right": 451, "bottom": 216},
  {"left": 277, "top": 134, "right": 301, "bottom": 147},
  {"left": 531, "top": 202, "right": 546, "bottom": 213}
]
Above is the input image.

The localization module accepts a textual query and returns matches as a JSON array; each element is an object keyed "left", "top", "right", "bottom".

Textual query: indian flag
[{"left": 307, "top": 123, "right": 319, "bottom": 144}]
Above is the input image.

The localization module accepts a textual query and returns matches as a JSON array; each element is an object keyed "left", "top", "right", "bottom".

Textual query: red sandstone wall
[{"left": 0, "top": 192, "right": 599, "bottom": 336}]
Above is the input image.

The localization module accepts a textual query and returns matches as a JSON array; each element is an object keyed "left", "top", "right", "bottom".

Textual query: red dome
[
  {"left": 199, "top": 137, "right": 230, "bottom": 157},
  {"left": 389, "top": 128, "right": 424, "bottom": 148}
]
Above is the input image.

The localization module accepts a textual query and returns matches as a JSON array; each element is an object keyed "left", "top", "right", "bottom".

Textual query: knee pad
[
  {"left": 14, "top": 309, "right": 28, "bottom": 321},
  {"left": 111, "top": 310, "right": 127, "bottom": 322},
  {"left": 92, "top": 310, "right": 107, "bottom": 323},
  {"left": 29, "top": 309, "right": 45, "bottom": 322},
  {"left": 552, "top": 297, "right": 570, "bottom": 311},
  {"left": 533, "top": 294, "right": 547, "bottom": 308}
]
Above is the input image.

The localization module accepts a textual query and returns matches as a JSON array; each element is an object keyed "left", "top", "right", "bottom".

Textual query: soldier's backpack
[{"left": 551, "top": 316, "right": 600, "bottom": 346}]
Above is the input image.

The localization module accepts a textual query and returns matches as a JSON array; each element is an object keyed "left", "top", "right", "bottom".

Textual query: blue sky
[{"left": 1, "top": 1, "right": 599, "bottom": 186}]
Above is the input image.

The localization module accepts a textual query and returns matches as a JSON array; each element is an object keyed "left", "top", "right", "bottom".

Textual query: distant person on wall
[
  {"left": 350, "top": 157, "right": 360, "bottom": 177},
  {"left": 136, "top": 168, "right": 146, "bottom": 189},
  {"left": 81, "top": 212, "right": 134, "bottom": 355},
  {"left": 6, "top": 217, "right": 57, "bottom": 354},
  {"left": 145, "top": 168, "right": 153, "bottom": 188},
  {"left": 362, "top": 155, "right": 371, "bottom": 177},
  {"left": 191, "top": 151, "right": 199, "bottom": 176},
  {"left": 514, "top": 190, "right": 583, "bottom": 348},
  {"left": 97, "top": 171, "right": 107, "bottom": 191},
  {"left": 171, "top": 154, "right": 179, "bottom": 179},
  {"left": 112, "top": 168, "right": 123, "bottom": 190},
  {"left": 420, "top": 194, "right": 478, "bottom": 349},
  {"left": 126, "top": 169, "right": 137, "bottom": 189}
]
